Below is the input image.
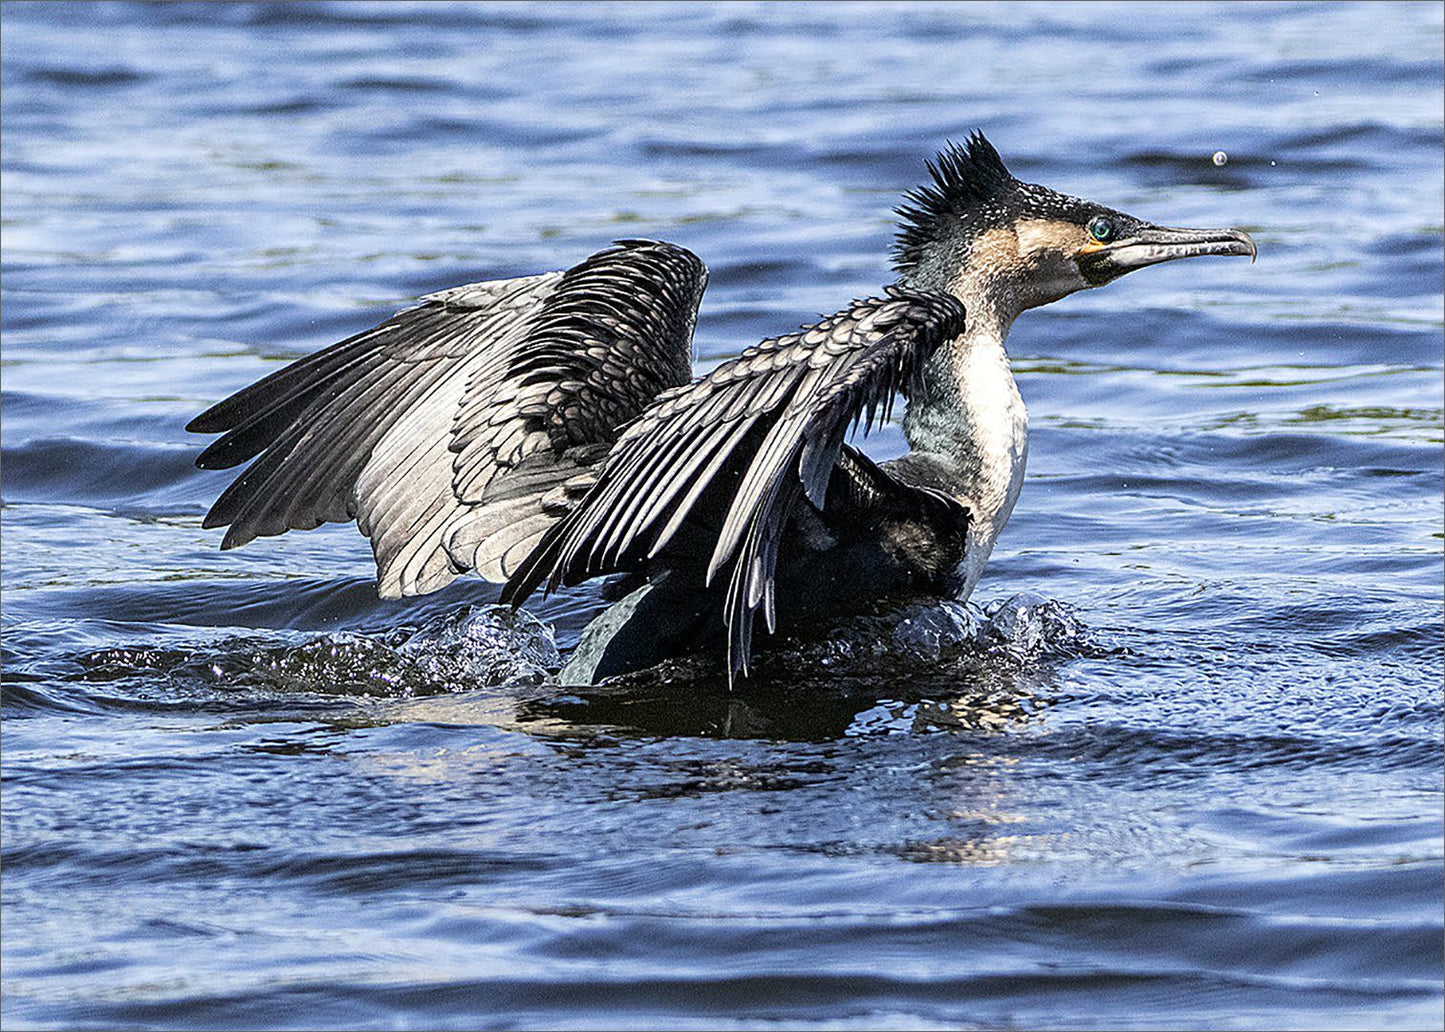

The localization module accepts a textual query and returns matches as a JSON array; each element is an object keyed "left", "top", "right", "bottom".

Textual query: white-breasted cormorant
[{"left": 189, "top": 134, "right": 1255, "bottom": 684}]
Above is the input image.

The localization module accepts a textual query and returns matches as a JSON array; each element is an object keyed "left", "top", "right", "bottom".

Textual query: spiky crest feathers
[{"left": 892, "top": 131, "right": 1019, "bottom": 273}]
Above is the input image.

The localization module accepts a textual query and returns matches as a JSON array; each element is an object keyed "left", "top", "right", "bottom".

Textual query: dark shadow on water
[{"left": 515, "top": 633, "right": 1065, "bottom": 742}]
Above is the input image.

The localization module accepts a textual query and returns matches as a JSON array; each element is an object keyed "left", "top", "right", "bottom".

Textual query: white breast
[
  {"left": 902, "top": 324, "right": 1029, "bottom": 602},
  {"left": 953, "top": 340, "right": 1029, "bottom": 600}
]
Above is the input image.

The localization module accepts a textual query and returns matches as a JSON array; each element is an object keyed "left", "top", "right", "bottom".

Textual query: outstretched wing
[
  {"left": 503, "top": 286, "right": 968, "bottom": 677},
  {"left": 188, "top": 240, "right": 707, "bottom": 597}
]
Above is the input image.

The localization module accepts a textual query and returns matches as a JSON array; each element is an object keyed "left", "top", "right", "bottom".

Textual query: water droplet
[{"left": 1212, "top": 150, "right": 1229, "bottom": 166}]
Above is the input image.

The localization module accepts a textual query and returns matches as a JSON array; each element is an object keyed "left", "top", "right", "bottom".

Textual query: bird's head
[{"left": 893, "top": 133, "right": 1255, "bottom": 327}]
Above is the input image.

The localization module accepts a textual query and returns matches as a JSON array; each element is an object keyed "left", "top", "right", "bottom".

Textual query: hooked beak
[{"left": 1081, "top": 225, "right": 1256, "bottom": 284}]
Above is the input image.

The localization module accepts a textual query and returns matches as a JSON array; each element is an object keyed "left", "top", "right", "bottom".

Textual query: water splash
[
  {"left": 44, "top": 596, "right": 1092, "bottom": 717},
  {"left": 887, "top": 593, "right": 1096, "bottom": 664},
  {"left": 890, "top": 600, "right": 983, "bottom": 662},
  {"left": 981, "top": 593, "right": 1092, "bottom": 658},
  {"left": 62, "top": 605, "right": 560, "bottom": 705},
  {"left": 397, "top": 605, "right": 561, "bottom": 687}
]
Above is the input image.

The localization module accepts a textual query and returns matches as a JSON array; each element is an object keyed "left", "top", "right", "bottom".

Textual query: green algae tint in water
[{"left": 2, "top": 2, "right": 1442, "bottom": 1029}]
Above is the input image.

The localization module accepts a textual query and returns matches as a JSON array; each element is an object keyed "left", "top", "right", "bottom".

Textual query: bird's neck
[
  {"left": 903, "top": 302, "right": 1028, "bottom": 488},
  {"left": 900, "top": 294, "right": 1030, "bottom": 592}
]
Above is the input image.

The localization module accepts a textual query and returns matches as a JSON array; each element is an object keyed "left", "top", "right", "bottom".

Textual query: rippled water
[{"left": 3, "top": 2, "right": 1442, "bottom": 1029}]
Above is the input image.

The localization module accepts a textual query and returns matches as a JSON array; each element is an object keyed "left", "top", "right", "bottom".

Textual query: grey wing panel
[
  {"left": 504, "top": 286, "right": 969, "bottom": 678},
  {"left": 191, "top": 273, "right": 563, "bottom": 552}
]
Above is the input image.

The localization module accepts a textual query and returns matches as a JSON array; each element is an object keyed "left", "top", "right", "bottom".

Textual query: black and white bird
[{"left": 189, "top": 133, "right": 1255, "bottom": 684}]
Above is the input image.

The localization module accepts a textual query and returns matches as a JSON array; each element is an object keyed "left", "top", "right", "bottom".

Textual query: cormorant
[{"left": 188, "top": 133, "right": 1255, "bottom": 685}]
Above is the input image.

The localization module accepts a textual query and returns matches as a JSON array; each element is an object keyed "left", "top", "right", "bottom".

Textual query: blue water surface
[{"left": 2, "top": 2, "right": 1442, "bottom": 1029}]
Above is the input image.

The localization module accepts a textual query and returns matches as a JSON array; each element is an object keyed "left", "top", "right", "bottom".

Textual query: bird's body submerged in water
[{"left": 189, "top": 134, "right": 1255, "bottom": 684}]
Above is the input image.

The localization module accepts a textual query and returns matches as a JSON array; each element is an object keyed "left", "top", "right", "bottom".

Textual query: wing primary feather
[{"left": 589, "top": 424, "right": 706, "bottom": 570}]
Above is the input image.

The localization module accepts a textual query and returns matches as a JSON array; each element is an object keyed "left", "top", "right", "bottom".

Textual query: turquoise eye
[{"left": 1088, "top": 216, "right": 1116, "bottom": 243}]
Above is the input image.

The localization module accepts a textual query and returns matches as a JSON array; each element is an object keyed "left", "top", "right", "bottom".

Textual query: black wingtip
[
  {"left": 499, "top": 526, "right": 556, "bottom": 609},
  {"left": 186, "top": 406, "right": 228, "bottom": 435},
  {"left": 193, "top": 440, "right": 234, "bottom": 470}
]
